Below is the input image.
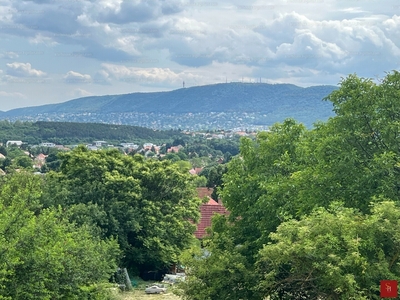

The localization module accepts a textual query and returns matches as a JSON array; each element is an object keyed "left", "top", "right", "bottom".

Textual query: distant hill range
[{"left": 0, "top": 82, "right": 338, "bottom": 130}]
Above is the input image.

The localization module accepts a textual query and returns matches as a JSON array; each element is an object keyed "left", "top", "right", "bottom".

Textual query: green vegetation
[
  {"left": 4, "top": 71, "right": 397, "bottom": 299},
  {"left": 41, "top": 146, "right": 202, "bottom": 276},
  {"left": 0, "top": 146, "right": 204, "bottom": 298},
  {"left": 0, "top": 83, "right": 337, "bottom": 129},
  {"left": 179, "top": 71, "right": 400, "bottom": 299},
  {"left": 0, "top": 173, "right": 120, "bottom": 300},
  {"left": 0, "top": 121, "right": 183, "bottom": 145}
]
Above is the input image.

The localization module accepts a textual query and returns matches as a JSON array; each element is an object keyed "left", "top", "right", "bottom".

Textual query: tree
[
  {"left": 41, "top": 146, "right": 201, "bottom": 275},
  {"left": 257, "top": 201, "right": 400, "bottom": 300},
  {"left": 0, "top": 157, "right": 11, "bottom": 171},
  {"left": 0, "top": 146, "right": 7, "bottom": 156},
  {"left": 192, "top": 175, "right": 207, "bottom": 187},
  {"left": 45, "top": 153, "right": 61, "bottom": 171},
  {"left": 0, "top": 173, "right": 119, "bottom": 300},
  {"left": 179, "top": 215, "right": 262, "bottom": 300},
  {"left": 13, "top": 155, "right": 33, "bottom": 169}
]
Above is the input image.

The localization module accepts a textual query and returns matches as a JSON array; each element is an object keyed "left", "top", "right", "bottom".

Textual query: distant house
[
  {"left": 121, "top": 143, "right": 139, "bottom": 149},
  {"left": 143, "top": 143, "right": 154, "bottom": 150},
  {"left": 189, "top": 167, "right": 203, "bottom": 175},
  {"left": 234, "top": 131, "right": 248, "bottom": 136},
  {"left": 194, "top": 187, "right": 228, "bottom": 239},
  {"left": 211, "top": 134, "right": 224, "bottom": 139},
  {"left": 40, "top": 142, "right": 56, "bottom": 148},
  {"left": 167, "top": 145, "right": 183, "bottom": 153},
  {"left": 6, "top": 140, "right": 23, "bottom": 147},
  {"left": 93, "top": 141, "right": 107, "bottom": 147},
  {"left": 36, "top": 153, "right": 47, "bottom": 161},
  {"left": 87, "top": 145, "right": 98, "bottom": 151},
  {"left": 194, "top": 197, "right": 228, "bottom": 239},
  {"left": 33, "top": 153, "right": 47, "bottom": 168}
]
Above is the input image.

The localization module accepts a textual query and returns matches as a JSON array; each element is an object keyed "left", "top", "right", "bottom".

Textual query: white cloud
[
  {"left": 29, "top": 34, "right": 59, "bottom": 46},
  {"left": 63, "top": 71, "right": 92, "bottom": 84},
  {"left": 71, "top": 88, "right": 93, "bottom": 98},
  {"left": 2, "top": 0, "right": 400, "bottom": 110},
  {"left": 6, "top": 62, "right": 46, "bottom": 77}
]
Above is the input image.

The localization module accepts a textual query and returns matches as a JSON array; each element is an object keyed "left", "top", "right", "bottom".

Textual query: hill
[
  {"left": 0, "top": 82, "right": 338, "bottom": 129},
  {"left": 0, "top": 121, "right": 183, "bottom": 145}
]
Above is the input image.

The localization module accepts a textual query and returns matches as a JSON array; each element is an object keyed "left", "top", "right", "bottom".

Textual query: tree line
[{"left": 0, "top": 121, "right": 183, "bottom": 146}]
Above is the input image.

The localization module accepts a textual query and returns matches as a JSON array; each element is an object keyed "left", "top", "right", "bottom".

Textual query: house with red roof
[
  {"left": 189, "top": 167, "right": 203, "bottom": 175},
  {"left": 194, "top": 188, "right": 228, "bottom": 239},
  {"left": 167, "top": 145, "right": 183, "bottom": 153}
]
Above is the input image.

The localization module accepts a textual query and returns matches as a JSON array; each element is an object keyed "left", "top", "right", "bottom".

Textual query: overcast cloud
[{"left": 0, "top": 0, "right": 399, "bottom": 110}]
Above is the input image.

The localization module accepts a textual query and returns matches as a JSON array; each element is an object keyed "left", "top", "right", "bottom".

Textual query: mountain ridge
[{"left": 0, "top": 82, "right": 338, "bottom": 129}]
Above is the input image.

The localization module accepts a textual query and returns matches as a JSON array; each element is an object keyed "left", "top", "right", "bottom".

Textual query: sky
[{"left": 0, "top": 0, "right": 399, "bottom": 111}]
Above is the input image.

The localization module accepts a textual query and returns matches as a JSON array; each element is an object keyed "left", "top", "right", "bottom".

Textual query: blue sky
[{"left": 0, "top": 0, "right": 399, "bottom": 111}]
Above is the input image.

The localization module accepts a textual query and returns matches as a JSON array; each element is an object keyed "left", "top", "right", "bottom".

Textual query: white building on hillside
[
  {"left": 6, "top": 140, "right": 23, "bottom": 147},
  {"left": 40, "top": 142, "right": 56, "bottom": 147}
]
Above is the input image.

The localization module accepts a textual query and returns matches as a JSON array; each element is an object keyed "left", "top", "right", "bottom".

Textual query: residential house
[
  {"left": 194, "top": 197, "right": 228, "bottom": 239},
  {"left": 6, "top": 140, "right": 23, "bottom": 147},
  {"left": 40, "top": 142, "right": 56, "bottom": 147},
  {"left": 194, "top": 187, "right": 228, "bottom": 239},
  {"left": 167, "top": 145, "right": 183, "bottom": 153},
  {"left": 189, "top": 167, "right": 203, "bottom": 175},
  {"left": 93, "top": 141, "right": 107, "bottom": 147},
  {"left": 143, "top": 143, "right": 154, "bottom": 151},
  {"left": 120, "top": 143, "right": 139, "bottom": 149},
  {"left": 33, "top": 153, "right": 47, "bottom": 169}
]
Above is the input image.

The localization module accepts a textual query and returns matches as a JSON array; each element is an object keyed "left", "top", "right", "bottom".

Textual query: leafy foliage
[
  {"left": 257, "top": 202, "right": 400, "bottom": 299},
  {"left": 0, "top": 120, "right": 183, "bottom": 145},
  {"left": 180, "top": 71, "right": 400, "bottom": 299},
  {"left": 0, "top": 173, "right": 119, "bottom": 300},
  {"left": 41, "top": 146, "right": 202, "bottom": 275}
]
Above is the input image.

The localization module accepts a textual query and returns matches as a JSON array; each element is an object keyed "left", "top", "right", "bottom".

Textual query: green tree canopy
[
  {"left": 257, "top": 201, "right": 400, "bottom": 299},
  {"left": 181, "top": 71, "right": 400, "bottom": 299},
  {"left": 41, "top": 146, "right": 201, "bottom": 275},
  {"left": 0, "top": 173, "right": 119, "bottom": 300}
]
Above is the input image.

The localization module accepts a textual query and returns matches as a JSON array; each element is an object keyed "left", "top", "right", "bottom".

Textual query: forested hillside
[
  {"left": 0, "top": 121, "right": 183, "bottom": 145},
  {"left": 1, "top": 83, "right": 337, "bottom": 115},
  {"left": 0, "top": 83, "right": 337, "bottom": 130}
]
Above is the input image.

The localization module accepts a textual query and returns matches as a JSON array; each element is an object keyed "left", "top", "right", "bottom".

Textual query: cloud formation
[
  {"left": 63, "top": 71, "right": 92, "bottom": 84},
  {"left": 0, "top": 0, "right": 399, "bottom": 109},
  {"left": 6, "top": 62, "right": 46, "bottom": 77}
]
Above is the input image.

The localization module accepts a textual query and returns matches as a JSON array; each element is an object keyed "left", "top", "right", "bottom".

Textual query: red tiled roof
[
  {"left": 206, "top": 198, "right": 219, "bottom": 205},
  {"left": 194, "top": 197, "right": 228, "bottom": 239}
]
